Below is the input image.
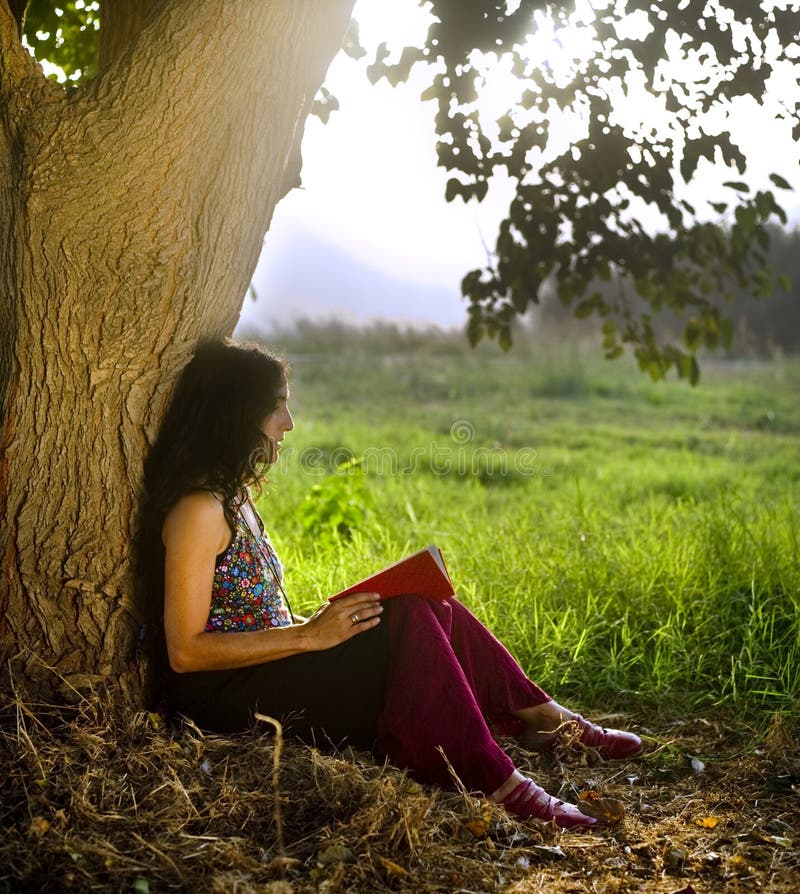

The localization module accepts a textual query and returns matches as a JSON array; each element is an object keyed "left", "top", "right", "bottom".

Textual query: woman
[{"left": 143, "top": 339, "right": 641, "bottom": 830}]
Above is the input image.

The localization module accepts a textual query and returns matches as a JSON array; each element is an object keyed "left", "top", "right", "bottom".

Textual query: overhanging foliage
[{"left": 364, "top": 0, "right": 799, "bottom": 381}]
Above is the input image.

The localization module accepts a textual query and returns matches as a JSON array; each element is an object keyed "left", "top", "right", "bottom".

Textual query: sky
[
  {"left": 238, "top": 0, "right": 496, "bottom": 333},
  {"left": 235, "top": 0, "right": 800, "bottom": 337}
]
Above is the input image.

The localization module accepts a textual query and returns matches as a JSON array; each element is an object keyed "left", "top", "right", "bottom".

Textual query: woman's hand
[{"left": 300, "top": 592, "right": 383, "bottom": 651}]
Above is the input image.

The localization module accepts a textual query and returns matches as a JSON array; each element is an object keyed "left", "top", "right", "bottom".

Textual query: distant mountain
[{"left": 236, "top": 229, "right": 467, "bottom": 335}]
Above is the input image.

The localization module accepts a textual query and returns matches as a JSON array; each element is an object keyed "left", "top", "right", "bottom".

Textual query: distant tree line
[
  {"left": 729, "top": 225, "right": 800, "bottom": 355},
  {"left": 534, "top": 224, "right": 800, "bottom": 358}
]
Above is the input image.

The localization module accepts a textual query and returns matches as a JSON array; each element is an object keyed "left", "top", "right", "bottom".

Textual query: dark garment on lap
[{"left": 166, "top": 608, "right": 391, "bottom": 750}]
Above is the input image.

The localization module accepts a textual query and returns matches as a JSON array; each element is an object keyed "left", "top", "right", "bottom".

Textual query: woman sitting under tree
[{"left": 142, "top": 339, "right": 641, "bottom": 830}]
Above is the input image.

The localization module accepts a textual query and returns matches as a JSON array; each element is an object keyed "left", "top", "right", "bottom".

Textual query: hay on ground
[{"left": 1, "top": 681, "right": 798, "bottom": 893}]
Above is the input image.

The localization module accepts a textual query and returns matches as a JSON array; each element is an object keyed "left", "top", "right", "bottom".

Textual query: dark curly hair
[
  {"left": 137, "top": 339, "right": 288, "bottom": 701},
  {"left": 143, "top": 338, "right": 288, "bottom": 528}
]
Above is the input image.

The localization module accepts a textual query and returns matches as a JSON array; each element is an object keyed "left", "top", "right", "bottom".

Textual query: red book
[{"left": 329, "top": 545, "right": 454, "bottom": 602}]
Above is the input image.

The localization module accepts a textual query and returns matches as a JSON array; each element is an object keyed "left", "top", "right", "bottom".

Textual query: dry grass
[{"left": 1, "top": 679, "right": 798, "bottom": 893}]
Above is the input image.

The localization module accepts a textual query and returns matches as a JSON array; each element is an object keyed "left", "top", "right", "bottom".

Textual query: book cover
[{"left": 329, "top": 545, "right": 455, "bottom": 602}]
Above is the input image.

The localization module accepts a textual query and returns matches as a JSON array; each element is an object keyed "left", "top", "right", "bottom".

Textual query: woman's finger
[
  {"left": 329, "top": 593, "right": 380, "bottom": 623},
  {"left": 332, "top": 591, "right": 381, "bottom": 609},
  {"left": 344, "top": 600, "right": 383, "bottom": 627}
]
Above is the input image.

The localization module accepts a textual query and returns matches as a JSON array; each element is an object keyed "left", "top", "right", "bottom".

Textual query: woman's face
[{"left": 261, "top": 383, "right": 293, "bottom": 458}]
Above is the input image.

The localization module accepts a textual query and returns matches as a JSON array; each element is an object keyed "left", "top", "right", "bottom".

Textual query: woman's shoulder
[
  {"left": 169, "top": 488, "right": 226, "bottom": 515},
  {"left": 162, "top": 489, "right": 230, "bottom": 550}
]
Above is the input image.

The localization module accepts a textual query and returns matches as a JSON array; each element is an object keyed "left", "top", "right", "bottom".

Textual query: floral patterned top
[{"left": 205, "top": 505, "right": 293, "bottom": 632}]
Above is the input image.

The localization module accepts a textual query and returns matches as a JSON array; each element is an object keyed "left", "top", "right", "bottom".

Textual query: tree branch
[{"left": 0, "top": 0, "right": 38, "bottom": 93}]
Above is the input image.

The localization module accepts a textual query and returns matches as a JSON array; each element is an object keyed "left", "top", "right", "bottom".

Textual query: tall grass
[{"left": 255, "top": 323, "right": 800, "bottom": 725}]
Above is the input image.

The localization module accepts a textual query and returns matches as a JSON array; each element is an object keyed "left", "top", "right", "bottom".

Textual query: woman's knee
[{"left": 388, "top": 594, "right": 454, "bottom": 641}]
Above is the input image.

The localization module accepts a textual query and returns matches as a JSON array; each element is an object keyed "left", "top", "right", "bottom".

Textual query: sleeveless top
[{"left": 204, "top": 503, "right": 293, "bottom": 632}]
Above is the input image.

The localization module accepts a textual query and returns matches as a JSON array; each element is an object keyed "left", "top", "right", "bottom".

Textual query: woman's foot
[
  {"left": 561, "top": 712, "right": 642, "bottom": 758},
  {"left": 517, "top": 701, "right": 642, "bottom": 759},
  {"left": 499, "top": 778, "right": 596, "bottom": 829}
]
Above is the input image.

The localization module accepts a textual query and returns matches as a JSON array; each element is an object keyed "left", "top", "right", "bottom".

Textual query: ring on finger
[{"left": 350, "top": 613, "right": 359, "bottom": 625}]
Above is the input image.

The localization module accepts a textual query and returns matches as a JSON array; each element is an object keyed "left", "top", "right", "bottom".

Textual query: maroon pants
[
  {"left": 375, "top": 596, "right": 550, "bottom": 795},
  {"left": 169, "top": 596, "right": 550, "bottom": 798}
]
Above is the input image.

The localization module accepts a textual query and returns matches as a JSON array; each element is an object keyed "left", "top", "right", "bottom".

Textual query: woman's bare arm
[{"left": 162, "top": 491, "right": 382, "bottom": 673}]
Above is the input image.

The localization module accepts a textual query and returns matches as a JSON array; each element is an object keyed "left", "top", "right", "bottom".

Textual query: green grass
[{"left": 254, "top": 324, "right": 800, "bottom": 725}]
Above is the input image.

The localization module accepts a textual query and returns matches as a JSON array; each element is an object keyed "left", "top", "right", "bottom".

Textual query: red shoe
[
  {"left": 502, "top": 779, "right": 596, "bottom": 829},
  {"left": 568, "top": 714, "right": 642, "bottom": 759}
]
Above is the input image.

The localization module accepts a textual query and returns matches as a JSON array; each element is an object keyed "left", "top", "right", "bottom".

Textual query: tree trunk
[
  {"left": 98, "top": 0, "right": 164, "bottom": 71},
  {"left": 0, "top": 0, "right": 354, "bottom": 699}
]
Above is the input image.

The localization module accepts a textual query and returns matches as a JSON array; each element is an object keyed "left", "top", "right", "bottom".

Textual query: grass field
[
  {"left": 256, "top": 323, "right": 800, "bottom": 725},
  {"left": 5, "top": 323, "right": 798, "bottom": 894}
]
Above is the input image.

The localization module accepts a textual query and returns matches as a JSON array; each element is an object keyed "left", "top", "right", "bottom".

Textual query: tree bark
[
  {"left": 0, "top": 0, "right": 354, "bottom": 698},
  {"left": 98, "top": 0, "right": 164, "bottom": 71},
  {"left": 6, "top": 0, "right": 23, "bottom": 35}
]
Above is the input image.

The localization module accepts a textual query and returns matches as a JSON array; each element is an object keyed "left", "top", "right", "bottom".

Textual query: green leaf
[
  {"left": 420, "top": 83, "right": 440, "bottom": 102},
  {"left": 723, "top": 181, "right": 750, "bottom": 192},
  {"left": 684, "top": 321, "right": 703, "bottom": 351},
  {"left": 445, "top": 178, "right": 466, "bottom": 202},
  {"left": 769, "top": 173, "right": 792, "bottom": 190},
  {"left": 497, "top": 113, "right": 516, "bottom": 142},
  {"left": 342, "top": 19, "right": 367, "bottom": 60},
  {"left": 771, "top": 200, "right": 788, "bottom": 225},
  {"left": 311, "top": 87, "right": 340, "bottom": 124}
]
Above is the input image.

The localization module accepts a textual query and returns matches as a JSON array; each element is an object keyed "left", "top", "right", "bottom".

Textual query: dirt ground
[
  {"left": 1, "top": 694, "right": 798, "bottom": 893},
  {"left": 485, "top": 714, "right": 800, "bottom": 894}
]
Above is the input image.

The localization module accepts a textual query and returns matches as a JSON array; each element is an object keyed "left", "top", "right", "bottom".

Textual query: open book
[{"left": 329, "top": 545, "right": 455, "bottom": 602}]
